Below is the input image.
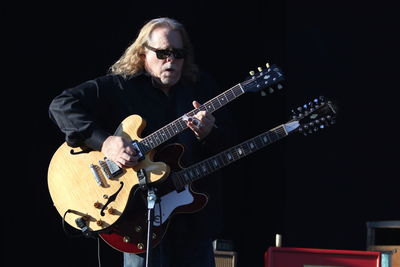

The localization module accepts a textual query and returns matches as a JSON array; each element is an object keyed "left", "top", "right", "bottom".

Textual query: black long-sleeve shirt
[{"left": 49, "top": 72, "right": 234, "bottom": 240}]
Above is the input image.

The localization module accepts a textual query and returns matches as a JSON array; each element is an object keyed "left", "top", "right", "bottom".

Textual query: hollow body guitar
[
  {"left": 99, "top": 97, "right": 337, "bottom": 254},
  {"left": 47, "top": 64, "right": 285, "bottom": 232}
]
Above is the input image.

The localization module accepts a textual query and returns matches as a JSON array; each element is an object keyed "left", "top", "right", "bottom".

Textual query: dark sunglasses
[{"left": 144, "top": 44, "right": 186, "bottom": 59}]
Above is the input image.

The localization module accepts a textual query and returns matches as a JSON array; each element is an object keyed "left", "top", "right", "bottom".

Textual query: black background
[{"left": 10, "top": 0, "right": 399, "bottom": 266}]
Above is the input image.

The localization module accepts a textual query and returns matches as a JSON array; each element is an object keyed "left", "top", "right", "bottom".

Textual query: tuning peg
[
  {"left": 257, "top": 67, "right": 263, "bottom": 72},
  {"left": 290, "top": 110, "right": 297, "bottom": 119},
  {"left": 249, "top": 70, "right": 255, "bottom": 76},
  {"left": 266, "top": 63, "right": 270, "bottom": 68}
]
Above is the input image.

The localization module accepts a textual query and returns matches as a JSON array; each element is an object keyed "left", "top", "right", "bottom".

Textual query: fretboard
[
  {"left": 138, "top": 84, "right": 245, "bottom": 154},
  {"left": 172, "top": 124, "right": 288, "bottom": 189}
]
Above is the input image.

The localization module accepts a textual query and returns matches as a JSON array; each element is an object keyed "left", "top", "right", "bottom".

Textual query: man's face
[{"left": 143, "top": 27, "right": 184, "bottom": 90}]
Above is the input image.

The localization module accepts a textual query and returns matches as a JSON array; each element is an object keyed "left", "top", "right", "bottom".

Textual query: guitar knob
[
  {"left": 123, "top": 236, "right": 131, "bottom": 243},
  {"left": 108, "top": 207, "right": 115, "bottom": 214},
  {"left": 94, "top": 201, "right": 102, "bottom": 208},
  {"left": 135, "top": 226, "right": 142, "bottom": 232},
  {"left": 96, "top": 220, "right": 103, "bottom": 226},
  {"left": 152, "top": 233, "right": 157, "bottom": 239},
  {"left": 277, "top": 83, "right": 283, "bottom": 89},
  {"left": 137, "top": 243, "right": 145, "bottom": 250},
  {"left": 265, "top": 63, "right": 270, "bottom": 68},
  {"left": 257, "top": 67, "right": 263, "bottom": 72},
  {"left": 249, "top": 70, "right": 255, "bottom": 76}
]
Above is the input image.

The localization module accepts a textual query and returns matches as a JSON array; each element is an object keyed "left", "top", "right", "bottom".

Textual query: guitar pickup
[
  {"left": 131, "top": 140, "right": 145, "bottom": 161},
  {"left": 99, "top": 158, "right": 123, "bottom": 179}
]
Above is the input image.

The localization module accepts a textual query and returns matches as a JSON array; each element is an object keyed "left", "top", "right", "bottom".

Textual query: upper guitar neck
[{"left": 139, "top": 84, "right": 245, "bottom": 153}]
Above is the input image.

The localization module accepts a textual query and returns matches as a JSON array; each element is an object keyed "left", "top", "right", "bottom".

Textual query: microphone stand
[{"left": 145, "top": 187, "right": 157, "bottom": 267}]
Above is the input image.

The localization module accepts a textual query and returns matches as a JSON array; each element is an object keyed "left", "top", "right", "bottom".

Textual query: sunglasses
[{"left": 144, "top": 44, "right": 186, "bottom": 59}]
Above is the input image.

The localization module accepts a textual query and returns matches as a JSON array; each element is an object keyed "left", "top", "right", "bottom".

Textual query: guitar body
[
  {"left": 99, "top": 144, "right": 208, "bottom": 254},
  {"left": 47, "top": 115, "right": 170, "bottom": 231}
]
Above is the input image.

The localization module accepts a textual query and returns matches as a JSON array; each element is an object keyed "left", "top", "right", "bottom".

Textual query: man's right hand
[{"left": 100, "top": 136, "right": 139, "bottom": 168}]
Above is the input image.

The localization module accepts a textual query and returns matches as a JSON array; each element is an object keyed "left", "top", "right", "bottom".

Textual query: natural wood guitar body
[{"left": 47, "top": 115, "right": 170, "bottom": 231}]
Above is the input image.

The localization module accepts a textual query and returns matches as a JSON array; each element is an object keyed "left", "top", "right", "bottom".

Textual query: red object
[{"left": 264, "top": 247, "right": 381, "bottom": 267}]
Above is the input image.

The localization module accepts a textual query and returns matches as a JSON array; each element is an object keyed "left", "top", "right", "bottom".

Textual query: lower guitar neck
[{"left": 172, "top": 124, "right": 290, "bottom": 189}]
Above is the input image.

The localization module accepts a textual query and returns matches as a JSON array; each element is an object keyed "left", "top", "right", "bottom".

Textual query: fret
[
  {"left": 154, "top": 131, "right": 163, "bottom": 146},
  {"left": 175, "top": 119, "right": 186, "bottom": 132},
  {"left": 241, "top": 142, "right": 251, "bottom": 155},
  {"left": 171, "top": 123, "right": 180, "bottom": 135},
  {"left": 235, "top": 145, "right": 245, "bottom": 158},
  {"left": 177, "top": 118, "right": 187, "bottom": 129},
  {"left": 201, "top": 163, "right": 208, "bottom": 174},
  {"left": 261, "top": 133, "right": 270, "bottom": 144},
  {"left": 211, "top": 98, "right": 221, "bottom": 110},
  {"left": 205, "top": 102, "right": 214, "bottom": 112},
  {"left": 254, "top": 136, "right": 264, "bottom": 148},
  {"left": 224, "top": 90, "right": 236, "bottom": 101},
  {"left": 205, "top": 157, "right": 215, "bottom": 172},
  {"left": 217, "top": 94, "right": 227, "bottom": 106},
  {"left": 219, "top": 152, "right": 230, "bottom": 166},
  {"left": 183, "top": 172, "right": 190, "bottom": 184},
  {"left": 194, "top": 167, "right": 201, "bottom": 177},
  {"left": 232, "top": 85, "right": 244, "bottom": 97},
  {"left": 188, "top": 169, "right": 195, "bottom": 180},
  {"left": 275, "top": 126, "right": 286, "bottom": 138},
  {"left": 157, "top": 129, "right": 167, "bottom": 142},
  {"left": 211, "top": 158, "right": 220, "bottom": 169},
  {"left": 211, "top": 96, "right": 223, "bottom": 108},
  {"left": 148, "top": 136, "right": 156, "bottom": 148},
  {"left": 267, "top": 129, "right": 279, "bottom": 143},
  {"left": 165, "top": 124, "right": 175, "bottom": 137},
  {"left": 225, "top": 151, "right": 234, "bottom": 162}
]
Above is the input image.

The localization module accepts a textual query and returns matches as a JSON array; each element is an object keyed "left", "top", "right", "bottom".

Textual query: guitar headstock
[
  {"left": 241, "top": 63, "right": 285, "bottom": 95},
  {"left": 285, "top": 96, "right": 337, "bottom": 136}
]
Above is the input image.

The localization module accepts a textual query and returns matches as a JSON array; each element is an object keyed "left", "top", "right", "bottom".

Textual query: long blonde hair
[{"left": 109, "top": 17, "right": 199, "bottom": 83}]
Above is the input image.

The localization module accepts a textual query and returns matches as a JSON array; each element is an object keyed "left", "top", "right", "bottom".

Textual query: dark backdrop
[{"left": 12, "top": 1, "right": 398, "bottom": 266}]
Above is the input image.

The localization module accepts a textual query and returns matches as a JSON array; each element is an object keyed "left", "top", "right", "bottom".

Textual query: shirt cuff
[{"left": 84, "top": 128, "right": 111, "bottom": 151}]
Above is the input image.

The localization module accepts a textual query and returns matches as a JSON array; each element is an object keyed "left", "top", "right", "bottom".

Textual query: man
[{"left": 49, "top": 17, "right": 234, "bottom": 267}]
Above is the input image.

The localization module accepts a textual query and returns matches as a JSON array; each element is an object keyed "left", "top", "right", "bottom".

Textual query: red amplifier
[{"left": 265, "top": 247, "right": 381, "bottom": 267}]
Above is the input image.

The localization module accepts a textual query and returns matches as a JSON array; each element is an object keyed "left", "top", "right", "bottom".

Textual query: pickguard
[{"left": 153, "top": 185, "right": 193, "bottom": 226}]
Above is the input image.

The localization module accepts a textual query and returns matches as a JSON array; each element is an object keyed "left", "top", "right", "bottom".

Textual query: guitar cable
[{"left": 62, "top": 209, "right": 97, "bottom": 239}]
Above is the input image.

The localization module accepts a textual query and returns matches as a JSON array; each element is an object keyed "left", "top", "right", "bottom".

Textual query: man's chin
[{"left": 161, "top": 77, "right": 180, "bottom": 87}]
